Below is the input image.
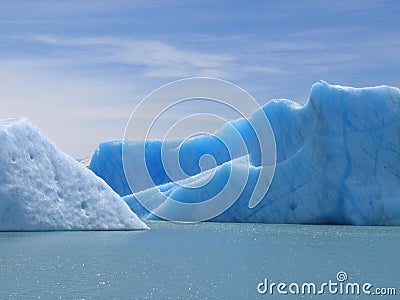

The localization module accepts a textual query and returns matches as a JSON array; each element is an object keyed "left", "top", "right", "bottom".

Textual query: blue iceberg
[{"left": 90, "top": 81, "right": 400, "bottom": 225}]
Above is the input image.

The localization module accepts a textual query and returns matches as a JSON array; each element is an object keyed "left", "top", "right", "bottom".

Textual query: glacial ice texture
[
  {"left": 0, "top": 118, "right": 148, "bottom": 231},
  {"left": 91, "top": 81, "right": 400, "bottom": 225}
]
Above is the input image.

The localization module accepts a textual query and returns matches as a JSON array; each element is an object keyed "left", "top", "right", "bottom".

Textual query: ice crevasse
[
  {"left": 90, "top": 81, "right": 400, "bottom": 225},
  {"left": 0, "top": 118, "right": 148, "bottom": 231}
]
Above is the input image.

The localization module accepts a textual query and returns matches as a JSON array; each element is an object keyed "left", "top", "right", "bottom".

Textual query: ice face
[
  {"left": 90, "top": 111, "right": 272, "bottom": 196},
  {"left": 91, "top": 81, "right": 400, "bottom": 225},
  {"left": 0, "top": 118, "right": 148, "bottom": 231}
]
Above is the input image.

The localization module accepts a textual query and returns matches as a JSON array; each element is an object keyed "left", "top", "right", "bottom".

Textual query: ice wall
[{"left": 91, "top": 81, "right": 400, "bottom": 225}]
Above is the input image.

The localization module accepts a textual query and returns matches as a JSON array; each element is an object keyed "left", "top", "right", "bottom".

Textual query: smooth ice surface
[
  {"left": 91, "top": 81, "right": 400, "bottom": 225},
  {"left": 90, "top": 115, "right": 268, "bottom": 196},
  {"left": 0, "top": 118, "right": 148, "bottom": 231}
]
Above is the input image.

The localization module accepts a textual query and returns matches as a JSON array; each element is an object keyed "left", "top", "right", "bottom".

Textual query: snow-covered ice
[
  {"left": 91, "top": 81, "right": 400, "bottom": 225},
  {"left": 0, "top": 118, "right": 148, "bottom": 231}
]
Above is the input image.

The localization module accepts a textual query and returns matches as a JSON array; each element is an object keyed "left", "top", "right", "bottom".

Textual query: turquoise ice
[{"left": 91, "top": 81, "right": 400, "bottom": 225}]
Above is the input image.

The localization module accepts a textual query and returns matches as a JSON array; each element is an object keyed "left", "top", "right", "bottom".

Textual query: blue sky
[{"left": 1, "top": 0, "right": 399, "bottom": 158}]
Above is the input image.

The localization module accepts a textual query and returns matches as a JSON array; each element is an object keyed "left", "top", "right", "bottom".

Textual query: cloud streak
[{"left": 23, "top": 35, "right": 235, "bottom": 78}]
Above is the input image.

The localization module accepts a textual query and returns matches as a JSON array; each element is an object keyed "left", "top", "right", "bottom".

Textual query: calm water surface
[{"left": 0, "top": 221, "right": 399, "bottom": 299}]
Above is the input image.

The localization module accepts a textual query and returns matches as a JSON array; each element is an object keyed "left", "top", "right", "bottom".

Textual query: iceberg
[
  {"left": 90, "top": 81, "right": 400, "bottom": 225},
  {"left": 0, "top": 118, "right": 148, "bottom": 231}
]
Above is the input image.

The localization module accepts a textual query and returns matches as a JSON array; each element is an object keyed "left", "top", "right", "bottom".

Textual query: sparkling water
[{"left": 0, "top": 221, "right": 398, "bottom": 299}]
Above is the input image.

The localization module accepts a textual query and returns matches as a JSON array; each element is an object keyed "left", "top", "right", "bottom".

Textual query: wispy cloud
[
  {"left": 244, "top": 66, "right": 283, "bottom": 75},
  {"left": 21, "top": 35, "right": 235, "bottom": 78}
]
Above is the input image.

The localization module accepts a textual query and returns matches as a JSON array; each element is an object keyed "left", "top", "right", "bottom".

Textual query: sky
[{"left": 0, "top": 0, "right": 399, "bottom": 158}]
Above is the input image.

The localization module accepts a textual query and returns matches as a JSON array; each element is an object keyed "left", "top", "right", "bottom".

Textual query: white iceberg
[
  {"left": 91, "top": 81, "right": 400, "bottom": 225},
  {"left": 0, "top": 118, "right": 148, "bottom": 231}
]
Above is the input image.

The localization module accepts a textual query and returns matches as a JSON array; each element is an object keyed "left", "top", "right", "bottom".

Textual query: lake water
[{"left": 0, "top": 221, "right": 399, "bottom": 299}]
